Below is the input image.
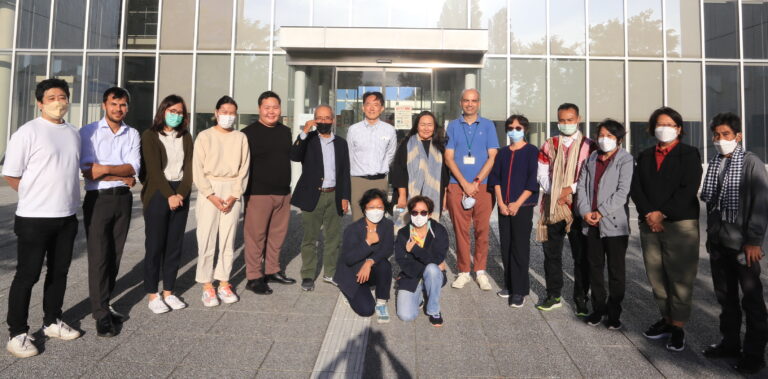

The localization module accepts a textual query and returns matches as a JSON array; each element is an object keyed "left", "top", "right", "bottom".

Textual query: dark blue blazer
[
  {"left": 333, "top": 217, "right": 394, "bottom": 298},
  {"left": 394, "top": 221, "right": 448, "bottom": 292},
  {"left": 290, "top": 131, "right": 351, "bottom": 216}
]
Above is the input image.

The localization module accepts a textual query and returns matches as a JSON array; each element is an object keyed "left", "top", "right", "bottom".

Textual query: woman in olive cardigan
[{"left": 139, "top": 94, "right": 194, "bottom": 314}]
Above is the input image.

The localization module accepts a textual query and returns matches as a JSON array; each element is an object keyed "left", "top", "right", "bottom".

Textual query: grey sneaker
[
  {"left": 322, "top": 276, "right": 338, "bottom": 287},
  {"left": 375, "top": 303, "right": 390, "bottom": 324}
]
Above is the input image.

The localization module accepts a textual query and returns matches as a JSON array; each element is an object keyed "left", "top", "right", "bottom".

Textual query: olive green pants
[{"left": 300, "top": 191, "right": 342, "bottom": 280}]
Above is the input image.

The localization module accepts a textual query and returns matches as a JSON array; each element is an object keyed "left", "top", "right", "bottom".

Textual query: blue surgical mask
[
  {"left": 165, "top": 112, "right": 183, "bottom": 128},
  {"left": 507, "top": 129, "right": 525, "bottom": 143}
]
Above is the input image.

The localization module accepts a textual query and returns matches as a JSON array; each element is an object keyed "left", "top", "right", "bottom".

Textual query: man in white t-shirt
[{"left": 2, "top": 78, "right": 82, "bottom": 358}]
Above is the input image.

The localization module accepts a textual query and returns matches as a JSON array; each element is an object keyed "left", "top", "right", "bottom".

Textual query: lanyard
[{"left": 460, "top": 121, "right": 479, "bottom": 156}]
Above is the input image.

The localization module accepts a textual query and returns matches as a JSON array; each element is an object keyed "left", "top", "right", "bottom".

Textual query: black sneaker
[
  {"left": 509, "top": 295, "right": 525, "bottom": 308},
  {"left": 734, "top": 357, "right": 766, "bottom": 375},
  {"left": 665, "top": 326, "right": 685, "bottom": 352},
  {"left": 585, "top": 312, "right": 603, "bottom": 326},
  {"left": 702, "top": 341, "right": 741, "bottom": 359},
  {"left": 574, "top": 298, "right": 589, "bottom": 317},
  {"left": 428, "top": 312, "right": 444, "bottom": 327},
  {"left": 536, "top": 296, "right": 562, "bottom": 311},
  {"left": 301, "top": 278, "right": 315, "bottom": 291},
  {"left": 604, "top": 319, "right": 622, "bottom": 330},
  {"left": 643, "top": 319, "right": 672, "bottom": 339}
]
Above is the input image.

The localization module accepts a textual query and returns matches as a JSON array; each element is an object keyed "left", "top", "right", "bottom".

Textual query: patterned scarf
[
  {"left": 701, "top": 144, "right": 744, "bottom": 223},
  {"left": 536, "top": 135, "right": 583, "bottom": 242},
  {"left": 406, "top": 135, "right": 443, "bottom": 220}
]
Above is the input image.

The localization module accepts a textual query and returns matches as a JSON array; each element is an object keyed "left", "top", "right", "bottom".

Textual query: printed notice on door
[{"left": 394, "top": 105, "right": 413, "bottom": 129}]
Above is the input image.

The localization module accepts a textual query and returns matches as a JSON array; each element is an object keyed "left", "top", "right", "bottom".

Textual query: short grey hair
[
  {"left": 314, "top": 104, "right": 333, "bottom": 118},
  {"left": 460, "top": 88, "right": 480, "bottom": 101}
]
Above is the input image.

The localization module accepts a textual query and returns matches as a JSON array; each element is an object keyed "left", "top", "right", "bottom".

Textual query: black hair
[
  {"left": 709, "top": 112, "right": 741, "bottom": 134},
  {"left": 35, "top": 78, "right": 70, "bottom": 102},
  {"left": 152, "top": 94, "right": 189, "bottom": 137},
  {"left": 405, "top": 111, "right": 446, "bottom": 152},
  {"left": 102, "top": 87, "right": 130, "bottom": 104},
  {"left": 647, "top": 106, "right": 685, "bottom": 138},
  {"left": 505, "top": 114, "right": 530, "bottom": 130},
  {"left": 597, "top": 119, "right": 626, "bottom": 141},
  {"left": 216, "top": 95, "right": 238, "bottom": 110},
  {"left": 258, "top": 91, "right": 281, "bottom": 106},
  {"left": 362, "top": 91, "right": 384, "bottom": 106},
  {"left": 407, "top": 195, "right": 435, "bottom": 214},
  {"left": 557, "top": 103, "right": 579, "bottom": 116},
  {"left": 358, "top": 188, "right": 390, "bottom": 215}
]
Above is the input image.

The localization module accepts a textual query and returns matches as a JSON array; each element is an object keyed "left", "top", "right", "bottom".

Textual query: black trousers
[
  {"left": 83, "top": 190, "right": 132, "bottom": 320},
  {"left": 344, "top": 259, "right": 392, "bottom": 317},
  {"left": 708, "top": 241, "right": 768, "bottom": 360},
  {"left": 143, "top": 186, "right": 189, "bottom": 294},
  {"left": 586, "top": 227, "right": 628, "bottom": 321},
  {"left": 7, "top": 215, "right": 78, "bottom": 337},
  {"left": 542, "top": 218, "right": 589, "bottom": 299},
  {"left": 498, "top": 206, "right": 534, "bottom": 297}
]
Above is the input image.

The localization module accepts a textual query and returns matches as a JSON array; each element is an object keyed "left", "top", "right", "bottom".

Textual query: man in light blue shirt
[
  {"left": 444, "top": 88, "right": 499, "bottom": 291},
  {"left": 346, "top": 91, "right": 397, "bottom": 220},
  {"left": 79, "top": 87, "right": 140, "bottom": 337}
]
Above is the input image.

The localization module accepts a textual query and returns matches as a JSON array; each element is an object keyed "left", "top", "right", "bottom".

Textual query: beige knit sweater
[{"left": 192, "top": 127, "right": 250, "bottom": 199}]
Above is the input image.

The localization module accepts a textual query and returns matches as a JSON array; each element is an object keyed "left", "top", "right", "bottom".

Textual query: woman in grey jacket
[{"left": 576, "top": 119, "right": 634, "bottom": 330}]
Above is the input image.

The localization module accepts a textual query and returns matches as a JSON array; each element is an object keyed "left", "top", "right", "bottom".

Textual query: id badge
[{"left": 463, "top": 155, "right": 476, "bottom": 165}]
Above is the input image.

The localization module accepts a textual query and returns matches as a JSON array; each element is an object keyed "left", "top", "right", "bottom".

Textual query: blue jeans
[{"left": 397, "top": 263, "right": 443, "bottom": 321}]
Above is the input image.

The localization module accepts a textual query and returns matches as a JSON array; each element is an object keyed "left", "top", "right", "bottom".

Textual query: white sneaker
[
  {"left": 202, "top": 287, "right": 220, "bottom": 307},
  {"left": 42, "top": 319, "right": 81, "bottom": 340},
  {"left": 6, "top": 334, "right": 38, "bottom": 358},
  {"left": 476, "top": 273, "right": 492, "bottom": 291},
  {"left": 217, "top": 285, "right": 239, "bottom": 304},
  {"left": 322, "top": 276, "right": 338, "bottom": 287},
  {"left": 163, "top": 294, "right": 187, "bottom": 310},
  {"left": 452, "top": 272, "right": 472, "bottom": 289},
  {"left": 148, "top": 295, "right": 170, "bottom": 314}
]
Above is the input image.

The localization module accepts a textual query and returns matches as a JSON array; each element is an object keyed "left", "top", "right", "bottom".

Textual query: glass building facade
[{"left": 1, "top": 0, "right": 768, "bottom": 164}]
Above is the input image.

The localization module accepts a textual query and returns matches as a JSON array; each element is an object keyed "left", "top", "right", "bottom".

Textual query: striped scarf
[
  {"left": 536, "top": 135, "right": 583, "bottom": 242},
  {"left": 406, "top": 136, "right": 443, "bottom": 220},
  {"left": 701, "top": 144, "right": 743, "bottom": 223}
]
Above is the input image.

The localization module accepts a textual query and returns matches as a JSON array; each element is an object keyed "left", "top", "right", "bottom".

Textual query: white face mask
[
  {"left": 411, "top": 214, "right": 429, "bottom": 228},
  {"left": 558, "top": 123, "right": 578, "bottom": 136},
  {"left": 714, "top": 139, "right": 738, "bottom": 155},
  {"left": 461, "top": 194, "right": 476, "bottom": 210},
  {"left": 597, "top": 137, "right": 617, "bottom": 153},
  {"left": 365, "top": 209, "right": 385, "bottom": 224},
  {"left": 654, "top": 126, "right": 678, "bottom": 143},
  {"left": 217, "top": 114, "right": 236, "bottom": 129}
]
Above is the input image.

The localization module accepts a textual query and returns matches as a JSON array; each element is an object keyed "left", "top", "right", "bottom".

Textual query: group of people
[{"left": 2, "top": 79, "right": 767, "bottom": 375}]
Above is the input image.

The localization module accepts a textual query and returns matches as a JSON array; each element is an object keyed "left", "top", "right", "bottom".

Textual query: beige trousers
[{"left": 195, "top": 179, "right": 242, "bottom": 283}]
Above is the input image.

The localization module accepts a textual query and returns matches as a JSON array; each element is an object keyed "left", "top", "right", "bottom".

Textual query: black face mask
[{"left": 316, "top": 122, "right": 333, "bottom": 134}]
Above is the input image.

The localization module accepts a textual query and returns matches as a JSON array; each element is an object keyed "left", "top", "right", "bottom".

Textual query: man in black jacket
[{"left": 291, "top": 105, "right": 351, "bottom": 291}]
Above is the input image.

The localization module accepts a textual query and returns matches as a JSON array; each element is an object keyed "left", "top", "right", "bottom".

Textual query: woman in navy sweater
[{"left": 488, "top": 114, "right": 540, "bottom": 307}]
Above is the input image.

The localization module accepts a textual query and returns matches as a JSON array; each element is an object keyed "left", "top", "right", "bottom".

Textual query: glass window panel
[
  {"left": 480, "top": 58, "right": 506, "bottom": 123},
  {"left": 510, "top": 0, "right": 545, "bottom": 54},
  {"left": 233, "top": 54, "right": 268, "bottom": 128},
  {"left": 84, "top": 54, "right": 118, "bottom": 125},
  {"left": 470, "top": 0, "right": 505, "bottom": 53},
  {"left": 157, "top": 54, "right": 192, "bottom": 109},
  {"left": 628, "top": 0, "right": 663, "bottom": 57},
  {"left": 509, "top": 59, "right": 546, "bottom": 147},
  {"left": 194, "top": 55, "right": 230, "bottom": 133},
  {"left": 16, "top": 0, "right": 51, "bottom": 49},
  {"left": 666, "top": 0, "right": 701, "bottom": 58},
  {"left": 550, "top": 0, "right": 586, "bottom": 55},
  {"left": 313, "top": 0, "right": 349, "bottom": 27},
  {"left": 88, "top": 0, "right": 121, "bottom": 49},
  {"left": 275, "top": 0, "right": 310, "bottom": 49},
  {"left": 745, "top": 65, "right": 768, "bottom": 161},
  {"left": 706, "top": 63, "right": 740, "bottom": 160},
  {"left": 550, "top": 59, "right": 586, "bottom": 136},
  {"left": 198, "top": 0, "right": 232, "bottom": 50},
  {"left": 0, "top": 53, "right": 11, "bottom": 157},
  {"left": 160, "top": 0, "right": 194, "bottom": 50},
  {"left": 667, "top": 62, "right": 703, "bottom": 156},
  {"left": 589, "top": 60, "right": 624, "bottom": 139},
  {"left": 743, "top": 1, "right": 768, "bottom": 59},
  {"left": 236, "top": 0, "right": 270, "bottom": 50},
  {"left": 433, "top": 68, "right": 470, "bottom": 129},
  {"left": 122, "top": 56, "right": 155, "bottom": 134},
  {"left": 271, "top": 54, "right": 291, "bottom": 126},
  {"left": 391, "top": 0, "right": 466, "bottom": 28},
  {"left": 10, "top": 54, "right": 46, "bottom": 134},
  {"left": 628, "top": 61, "right": 662, "bottom": 156},
  {"left": 50, "top": 54, "right": 83, "bottom": 127},
  {"left": 125, "top": 0, "right": 158, "bottom": 49},
  {"left": 0, "top": 1, "right": 16, "bottom": 49},
  {"left": 589, "top": 0, "right": 624, "bottom": 56},
  {"left": 52, "top": 0, "right": 85, "bottom": 49},
  {"left": 351, "top": 0, "right": 387, "bottom": 27},
  {"left": 704, "top": 0, "right": 739, "bottom": 59}
]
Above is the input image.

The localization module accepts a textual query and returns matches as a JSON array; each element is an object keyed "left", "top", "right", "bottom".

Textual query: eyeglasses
[
  {"left": 410, "top": 210, "right": 429, "bottom": 216},
  {"left": 507, "top": 126, "right": 523, "bottom": 131}
]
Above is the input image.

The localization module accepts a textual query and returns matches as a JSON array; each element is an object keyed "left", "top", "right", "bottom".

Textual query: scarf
[
  {"left": 406, "top": 135, "right": 443, "bottom": 220},
  {"left": 536, "top": 135, "right": 583, "bottom": 242},
  {"left": 700, "top": 144, "right": 744, "bottom": 223}
]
